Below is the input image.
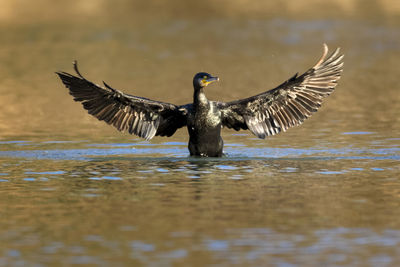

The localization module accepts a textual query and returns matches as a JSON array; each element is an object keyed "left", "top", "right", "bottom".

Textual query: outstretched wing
[
  {"left": 56, "top": 62, "right": 188, "bottom": 140},
  {"left": 218, "top": 44, "right": 343, "bottom": 139}
]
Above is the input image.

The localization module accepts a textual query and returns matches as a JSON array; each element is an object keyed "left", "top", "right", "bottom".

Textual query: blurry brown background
[
  {"left": 0, "top": 0, "right": 399, "bottom": 139},
  {"left": 0, "top": 0, "right": 399, "bottom": 22}
]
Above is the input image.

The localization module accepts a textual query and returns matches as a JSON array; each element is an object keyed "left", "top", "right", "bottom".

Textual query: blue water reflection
[{"left": 0, "top": 142, "right": 399, "bottom": 161}]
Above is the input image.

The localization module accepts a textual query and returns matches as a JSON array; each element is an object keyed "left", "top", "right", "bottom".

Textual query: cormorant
[{"left": 56, "top": 44, "right": 343, "bottom": 157}]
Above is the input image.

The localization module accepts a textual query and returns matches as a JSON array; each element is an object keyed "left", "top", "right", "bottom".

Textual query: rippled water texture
[{"left": 0, "top": 1, "right": 400, "bottom": 266}]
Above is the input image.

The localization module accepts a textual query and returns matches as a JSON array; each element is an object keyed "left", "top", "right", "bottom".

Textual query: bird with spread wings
[{"left": 57, "top": 44, "right": 343, "bottom": 156}]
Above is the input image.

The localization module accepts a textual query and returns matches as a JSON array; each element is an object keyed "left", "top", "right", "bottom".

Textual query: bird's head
[{"left": 193, "top": 72, "right": 219, "bottom": 90}]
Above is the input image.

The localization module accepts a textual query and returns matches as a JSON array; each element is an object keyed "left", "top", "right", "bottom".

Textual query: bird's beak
[{"left": 205, "top": 76, "right": 219, "bottom": 85}]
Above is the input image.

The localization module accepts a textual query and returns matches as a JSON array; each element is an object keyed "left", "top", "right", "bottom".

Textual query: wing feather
[
  {"left": 56, "top": 61, "right": 188, "bottom": 140},
  {"left": 218, "top": 44, "right": 343, "bottom": 138}
]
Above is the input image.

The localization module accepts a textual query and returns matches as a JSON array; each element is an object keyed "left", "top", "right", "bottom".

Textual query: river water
[{"left": 0, "top": 1, "right": 400, "bottom": 266}]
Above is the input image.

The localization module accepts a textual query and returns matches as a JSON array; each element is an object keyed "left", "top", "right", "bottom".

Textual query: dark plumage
[{"left": 56, "top": 44, "right": 343, "bottom": 157}]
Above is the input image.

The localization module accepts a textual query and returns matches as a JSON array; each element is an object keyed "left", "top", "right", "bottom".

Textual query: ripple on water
[
  {"left": 0, "top": 141, "right": 30, "bottom": 144},
  {"left": 342, "top": 132, "right": 375, "bottom": 135},
  {"left": 130, "top": 241, "right": 155, "bottom": 252},
  {"left": 202, "top": 227, "right": 400, "bottom": 265},
  {"left": 0, "top": 142, "right": 399, "bottom": 160},
  {"left": 279, "top": 167, "right": 299, "bottom": 173},
  {"left": 230, "top": 175, "right": 243, "bottom": 180},
  {"left": 84, "top": 235, "right": 104, "bottom": 242},
  {"left": 68, "top": 255, "right": 100, "bottom": 265},
  {"left": 215, "top": 165, "right": 238, "bottom": 170},
  {"left": 24, "top": 171, "right": 65, "bottom": 175},
  {"left": 317, "top": 170, "right": 348, "bottom": 175},
  {"left": 88, "top": 176, "right": 122, "bottom": 180},
  {"left": 158, "top": 249, "right": 187, "bottom": 259},
  {"left": 371, "top": 167, "right": 385, "bottom": 171},
  {"left": 0, "top": 172, "right": 8, "bottom": 181}
]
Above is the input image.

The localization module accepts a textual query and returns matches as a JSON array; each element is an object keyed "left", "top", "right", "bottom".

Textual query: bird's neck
[{"left": 194, "top": 88, "right": 208, "bottom": 108}]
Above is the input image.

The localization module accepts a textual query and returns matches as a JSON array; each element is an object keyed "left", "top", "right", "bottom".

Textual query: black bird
[{"left": 56, "top": 44, "right": 343, "bottom": 157}]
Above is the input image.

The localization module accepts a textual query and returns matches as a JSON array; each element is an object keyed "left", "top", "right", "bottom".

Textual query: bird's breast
[{"left": 188, "top": 103, "right": 221, "bottom": 130}]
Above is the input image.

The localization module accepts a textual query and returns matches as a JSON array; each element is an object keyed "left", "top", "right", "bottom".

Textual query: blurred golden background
[
  {"left": 0, "top": 0, "right": 399, "bottom": 23},
  {"left": 0, "top": 0, "right": 399, "bottom": 140}
]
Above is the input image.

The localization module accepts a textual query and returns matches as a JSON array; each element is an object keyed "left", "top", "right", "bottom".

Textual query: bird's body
[
  {"left": 188, "top": 89, "right": 223, "bottom": 156},
  {"left": 57, "top": 44, "right": 343, "bottom": 157}
]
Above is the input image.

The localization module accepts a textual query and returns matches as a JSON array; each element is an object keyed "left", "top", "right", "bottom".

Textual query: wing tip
[
  {"left": 73, "top": 60, "right": 85, "bottom": 78},
  {"left": 55, "top": 71, "right": 74, "bottom": 86},
  {"left": 314, "top": 43, "right": 329, "bottom": 68},
  {"left": 313, "top": 43, "right": 344, "bottom": 70},
  {"left": 55, "top": 71, "right": 64, "bottom": 78},
  {"left": 56, "top": 60, "right": 83, "bottom": 82}
]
